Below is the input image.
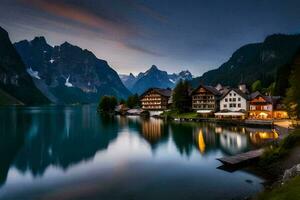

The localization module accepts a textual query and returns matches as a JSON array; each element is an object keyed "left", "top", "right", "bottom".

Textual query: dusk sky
[{"left": 1, "top": 0, "right": 300, "bottom": 76}]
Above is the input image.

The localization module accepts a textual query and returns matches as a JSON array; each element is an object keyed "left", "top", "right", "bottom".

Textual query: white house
[{"left": 215, "top": 88, "right": 248, "bottom": 118}]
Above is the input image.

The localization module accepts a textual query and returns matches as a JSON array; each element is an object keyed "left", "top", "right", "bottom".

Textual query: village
[{"left": 116, "top": 82, "right": 289, "bottom": 124}]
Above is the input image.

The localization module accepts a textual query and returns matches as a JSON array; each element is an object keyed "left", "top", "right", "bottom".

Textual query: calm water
[{"left": 0, "top": 105, "right": 278, "bottom": 200}]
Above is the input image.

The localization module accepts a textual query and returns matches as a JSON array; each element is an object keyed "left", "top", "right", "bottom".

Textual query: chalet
[
  {"left": 191, "top": 84, "right": 221, "bottom": 115},
  {"left": 140, "top": 88, "right": 172, "bottom": 112},
  {"left": 249, "top": 92, "right": 288, "bottom": 119},
  {"left": 215, "top": 88, "right": 249, "bottom": 119}
]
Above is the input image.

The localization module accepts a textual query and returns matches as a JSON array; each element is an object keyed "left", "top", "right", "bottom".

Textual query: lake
[{"left": 0, "top": 105, "right": 279, "bottom": 200}]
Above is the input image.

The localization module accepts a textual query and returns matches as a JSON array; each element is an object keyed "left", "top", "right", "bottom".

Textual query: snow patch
[
  {"left": 27, "top": 67, "right": 41, "bottom": 79},
  {"left": 65, "top": 76, "right": 73, "bottom": 87},
  {"left": 169, "top": 78, "right": 176, "bottom": 83}
]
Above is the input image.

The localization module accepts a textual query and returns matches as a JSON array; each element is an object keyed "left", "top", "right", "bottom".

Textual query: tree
[
  {"left": 251, "top": 80, "right": 262, "bottom": 92},
  {"left": 263, "top": 82, "right": 276, "bottom": 96},
  {"left": 172, "top": 80, "right": 191, "bottom": 113},
  {"left": 284, "top": 51, "right": 300, "bottom": 119},
  {"left": 126, "top": 94, "right": 140, "bottom": 108},
  {"left": 98, "top": 96, "right": 117, "bottom": 113},
  {"left": 119, "top": 98, "right": 126, "bottom": 105}
]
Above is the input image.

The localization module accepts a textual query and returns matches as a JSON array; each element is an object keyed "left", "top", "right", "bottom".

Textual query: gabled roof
[
  {"left": 221, "top": 88, "right": 249, "bottom": 100},
  {"left": 140, "top": 88, "right": 172, "bottom": 99},
  {"left": 250, "top": 92, "right": 283, "bottom": 104},
  {"left": 192, "top": 84, "right": 221, "bottom": 96}
]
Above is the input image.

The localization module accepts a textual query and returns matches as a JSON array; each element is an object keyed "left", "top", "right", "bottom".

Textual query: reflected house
[
  {"left": 219, "top": 130, "right": 248, "bottom": 155},
  {"left": 191, "top": 84, "right": 221, "bottom": 116},
  {"left": 141, "top": 118, "right": 165, "bottom": 147},
  {"left": 247, "top": 128, "right": 279, "bottom": 145},
  {"left": 249, "top": 92, "right": 288, "bottom": 119},
  {"left": 140, "top": 88, "right": 172, "bottom": 115}
]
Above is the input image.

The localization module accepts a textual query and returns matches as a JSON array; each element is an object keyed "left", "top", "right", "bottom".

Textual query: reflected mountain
[
  {"left": 0, "top": 108, "right": 29, "bottom": 186},
  {"left": 0, "top": 106, "right": 119, "bottom": 178}
]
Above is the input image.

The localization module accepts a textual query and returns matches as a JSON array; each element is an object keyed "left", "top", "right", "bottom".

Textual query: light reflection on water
[{"left": 0, "top": 105, "right": 278, "bottom": 200}]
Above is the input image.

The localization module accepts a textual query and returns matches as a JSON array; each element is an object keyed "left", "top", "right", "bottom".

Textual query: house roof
[
  {"left": 192, "top": 84, "right": 221, "bottom": 96},
  {"left": 221, "top": 88, "right": 249, "bottom": 100},
  {"left": 139, "top": 88, "right": 172, "bottom": 99},
  {"left": 250, "top": 92, "right": 284, "bottom": 105}
]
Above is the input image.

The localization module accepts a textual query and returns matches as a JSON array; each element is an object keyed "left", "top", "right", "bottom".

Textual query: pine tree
[
  {"left": 285, "top": 51, "right": 300, "bottom": 119},
  {"left": 172, "top": 80, "right": 191, "bottom": 113},
  {"left": 251, "top": 80, "right": 262, "bottom": 92},
  {"left": 98, "top": 96, "right": 117, "bottom": 113}
]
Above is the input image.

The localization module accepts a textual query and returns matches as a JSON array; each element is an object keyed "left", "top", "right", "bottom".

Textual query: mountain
[
  {"left": 120, "top": 65, "right": 192, "bottom": 94},
  {"left": 14, "top": 37, "right": 131, "bottom": 104},
  {"left": 190, "top": 34, "right": 300, "bottom": 88},
  {"left": 119, "top": 73, "right": 137, "bottom": 90},
  {"left": 0, "top": 27, "right": 50, "bottom": 105}
]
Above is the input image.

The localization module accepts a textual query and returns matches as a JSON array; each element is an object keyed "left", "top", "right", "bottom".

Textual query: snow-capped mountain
[
  {"left": 120, "top": 65, "right": 193, "bottom": 94},
  {"left": 14, "top": 37, "right": 131, "bottom": 104}
]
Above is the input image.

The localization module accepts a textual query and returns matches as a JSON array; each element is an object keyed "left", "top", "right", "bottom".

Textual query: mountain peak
[
  {"left": 129, "top": 73, "right": 135, "bottom": 78},
  {"left": 61, "top": 41, "right": 71, "bottom": 47},
  {"left": 0, "top": 26, "right": 8, "bottom": 37},
  {"left": 31, "top": 36, "right": 47, "bottom": 45},
  {"left": 150, "top": 65, "right": 158, "bottom": 70}
]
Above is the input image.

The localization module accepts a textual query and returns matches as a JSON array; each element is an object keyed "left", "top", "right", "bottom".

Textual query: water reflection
[
  {"left": 0, "top": 106, "right": 278, "bottom": 199},
  {"left": 247, "top": 128, "right": 279, "bottom": 145}
]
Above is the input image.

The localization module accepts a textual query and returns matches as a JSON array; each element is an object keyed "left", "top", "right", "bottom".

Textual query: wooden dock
[{"left": 217, "top": 148, "right": 264, "bottom": 166}]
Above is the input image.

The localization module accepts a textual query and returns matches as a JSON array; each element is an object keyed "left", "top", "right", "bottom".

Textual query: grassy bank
[
  {"left": 254, "top": 129, "right": 300, "bottom": 200},
  {"left": 259, "top": 129, "right": 300, "bottom": 166},
  {"left": 161, "top": 110, "right": 199, "bottom": 119},
  {"left": 256, "top": 176, "right": 300, "bottom": 200}
]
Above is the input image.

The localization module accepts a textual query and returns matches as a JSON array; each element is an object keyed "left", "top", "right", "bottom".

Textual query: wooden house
[
  {"left": 140, "top": 88, "right": 172, "bottom": 111},
  {"left": 191, "top": 84, "right": 221, "bottom": 114}
]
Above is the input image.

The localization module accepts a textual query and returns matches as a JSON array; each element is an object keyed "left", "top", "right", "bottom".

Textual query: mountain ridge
[
  {"left": 120, "top": 65, "right": 192, "bottom": 94},
  {"left": 0, "top": 26, "right": 50, "bottom": 105},
  {"left": 191, "top": 33, "right": 300, "bottom": 88},
  {"left": 14, "top": 36, "right": 131, "bottom": 104}
]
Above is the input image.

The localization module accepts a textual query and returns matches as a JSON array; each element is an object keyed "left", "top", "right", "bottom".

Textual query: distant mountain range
[
  {"left": 120, "top": 65, "right": 193, "bottom": 94},
  {"left": 14, "top": 36, "right": 131, "bottom": 104},
  {"left": 190, "top": 34, "right": 300, "bottom": 88},
  {"left": 0, "top": 27, "right": 50, "bottom": 105},
  {"left": 1, "top": 24, "right": 300, "bottom": 105}
]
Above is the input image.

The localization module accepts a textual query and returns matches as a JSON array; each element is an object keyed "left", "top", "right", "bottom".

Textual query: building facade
[
  {"left": 215, "top": 88, "right": 248, "bottom": 118},
  {"left": 191, "top": 85, "right": 221, "bottom": 114},
  {"left": 140, "top": 88, "right": 172, "bottom": 111},
  {"left": 249, "top": 92, "right": 288, "bottom": 119}
]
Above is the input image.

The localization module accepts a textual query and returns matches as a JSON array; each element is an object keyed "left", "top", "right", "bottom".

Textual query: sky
[{"left": 0, "top": 0, "right": 300, "bottom": 76}]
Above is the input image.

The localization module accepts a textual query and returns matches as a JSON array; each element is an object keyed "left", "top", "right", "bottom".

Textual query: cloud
[
  {"left": 132, "top": 3, "right": 168, "bottom": 23},
  {"left": 17, "top": 0, "right": 164, "bottom": 57},
  {"left": 20, "top": 0, "right": 137, "bottom": 39},
  {"left": 122, "top": 42, "right": 164, "bottom": 57}
]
